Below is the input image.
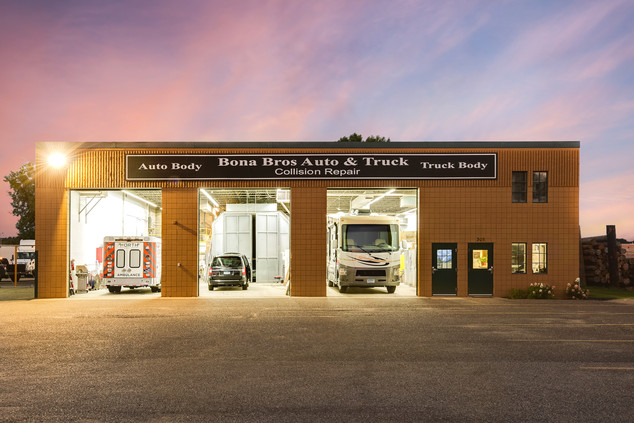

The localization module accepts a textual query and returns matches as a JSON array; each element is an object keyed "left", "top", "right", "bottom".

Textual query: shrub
[
  {"left": 508, "top": 288, "right": 529, "bottom": 299},
  {"left": 566, "top": 278, "right": 589, "bottom": 300},
  {"left": 527, "top": 282, "right": 555, "bottom": 299}
]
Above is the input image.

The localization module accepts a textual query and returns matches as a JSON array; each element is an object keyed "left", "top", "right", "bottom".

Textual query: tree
[
  {"left": 337, "top": 133, "right": 390, "bottom": 142},
  {"left": 4, "top": 162, "right": 35, "bottom": 239}
]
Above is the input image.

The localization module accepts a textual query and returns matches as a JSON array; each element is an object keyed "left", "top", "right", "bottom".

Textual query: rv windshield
[
  {"left": 342, "top": 224, "right": 399, "bottom": 252},
  {"left": 17, "top": 252, "right": 35, "bottom": 260}
]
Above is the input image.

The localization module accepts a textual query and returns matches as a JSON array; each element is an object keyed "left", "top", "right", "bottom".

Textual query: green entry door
[
  {"left": 468, "top": 243, "right": 494, "bottom": 295},
  {"left": 432, "top": 243, "right": 457, "bottom": 295}
]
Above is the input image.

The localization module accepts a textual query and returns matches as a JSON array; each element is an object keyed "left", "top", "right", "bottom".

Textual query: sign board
[{"left": 126, "top": 153, "right": 497, "bottom": 180}]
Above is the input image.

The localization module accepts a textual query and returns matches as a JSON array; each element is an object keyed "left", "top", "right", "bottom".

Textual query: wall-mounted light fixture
[{"left": 47, "top": 152, "right": 67, "bottom": 168}]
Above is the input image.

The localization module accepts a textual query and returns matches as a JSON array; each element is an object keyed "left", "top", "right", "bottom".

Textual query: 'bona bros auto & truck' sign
[{"left": 126, "top": 153, "right": 497, "bottom": 180}]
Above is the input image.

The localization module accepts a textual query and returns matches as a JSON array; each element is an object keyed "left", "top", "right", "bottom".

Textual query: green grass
[
  {"left": 0, "top": 286, "right": 35, "bottom": 301},
  {"left": 586, "top": 285, "right": 634, "bottom": 300}
]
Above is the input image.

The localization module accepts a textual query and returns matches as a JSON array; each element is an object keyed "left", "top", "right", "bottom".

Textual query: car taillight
[{"left": 242, "top": 267, "right": 246, "bottom": 275}]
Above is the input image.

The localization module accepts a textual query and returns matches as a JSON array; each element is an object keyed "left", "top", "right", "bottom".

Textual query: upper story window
[
  {"left": 533, "top": 171, "right": 548, "bottom": 203},
  {"left": 512, "top": 171, "right": 527, "bottom": 203}
]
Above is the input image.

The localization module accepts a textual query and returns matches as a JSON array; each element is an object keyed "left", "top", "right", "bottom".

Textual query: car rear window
[{"left": 212, "top": 256, "right": 243, "bottom": 268}]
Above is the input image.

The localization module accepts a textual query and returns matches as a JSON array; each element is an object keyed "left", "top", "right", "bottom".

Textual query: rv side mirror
[{"left": 401, "top": 240, "right": 408, "bottom": 250}]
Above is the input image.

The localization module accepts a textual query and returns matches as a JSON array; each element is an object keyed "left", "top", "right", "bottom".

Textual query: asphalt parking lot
[{"left": 1, "top": 294, "right": 632, "bottom": 422}]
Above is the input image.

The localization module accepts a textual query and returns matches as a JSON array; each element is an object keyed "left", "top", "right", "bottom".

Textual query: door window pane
[
  {"left": 129, "top": 249, "right": 141, "bottom": 268},
  {"left": 511, "top": 243, "right": 526, "bottom": 274},
  {"left": 532, "top": 243, "right": 548, "bottom": 274},
  {"left": 115, "top": 249, "right": 126, "bottom": 268},
  {"left": 472, "top": 250, "right": 488, "bottom": 269},
  {"left": 437, "top": 249, "right": 453, "bottom": 269}
]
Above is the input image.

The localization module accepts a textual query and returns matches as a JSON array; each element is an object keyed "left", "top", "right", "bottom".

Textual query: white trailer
[
  {"left": 0, "top": 241, "right": 35, "bottom": 281},
  {"left": 102, "top": 236, "right": 161, "bottom": 293},
  {"left": 327, "top": 214, "right": 403, "bottom": 293},
  {"left": 18, "top": 240, "right": 36, "bottom": 276}
]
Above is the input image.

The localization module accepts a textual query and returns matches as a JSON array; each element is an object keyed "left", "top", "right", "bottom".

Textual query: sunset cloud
[{"left": 0, "top": 0, "right": 633, "bottom": 239}]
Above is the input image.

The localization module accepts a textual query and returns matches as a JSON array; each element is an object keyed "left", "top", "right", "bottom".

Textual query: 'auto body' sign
[{"left": 126, "top": 153, "right": 497, "bottom": 180}]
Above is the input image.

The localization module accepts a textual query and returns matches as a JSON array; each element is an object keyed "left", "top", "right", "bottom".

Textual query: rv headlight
[
  {"left": 338, "top": 265, "right": 348, "bottom": 276},
  {"left": 393, "top": 266, "right": 401, "bottom": 278}
]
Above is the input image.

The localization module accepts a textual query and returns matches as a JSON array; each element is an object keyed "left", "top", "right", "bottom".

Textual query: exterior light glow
[{"left": 48, "top": 153, "right": 67, "bottom": 168}]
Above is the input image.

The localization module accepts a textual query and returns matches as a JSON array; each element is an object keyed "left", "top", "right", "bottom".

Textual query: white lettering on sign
[
  {"left": 218, "top": 158, "right": 257, "bottom": 167},
  {"left": 262, "top": 157, "right": 298, "bottom": 166},
  {"left": 171, "top": 163, "right": 202, "bottom": 171},
  {"left": 420, "top": 161, "right": 488, "bottom": 170},
  {"left": 138, "top": 163, "right": 168, "bottom": 170},
  {"left": 421, "top": 162, "right": 455, "bottom": 169},
  {"left": 363, "top": 157, "right": 409, "bottom": 166},
  {"left": 301, "top": 158, "right": 340, "bottom": 166},
  {"left": 459, "top": 162, "right": 488, "bottom": 170}
]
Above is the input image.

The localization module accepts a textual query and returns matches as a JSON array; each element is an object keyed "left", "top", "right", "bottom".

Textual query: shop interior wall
[{"left": 69, "top": 191, "right": 155, "bottom": 277}]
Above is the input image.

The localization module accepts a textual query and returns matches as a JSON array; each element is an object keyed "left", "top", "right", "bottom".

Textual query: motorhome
[{"left": 327, "top": 213, "right": 403, "bottom": 293}]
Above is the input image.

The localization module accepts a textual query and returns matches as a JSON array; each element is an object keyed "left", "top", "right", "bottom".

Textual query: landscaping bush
[
  {"left": 527, "top": 282, "right": 555, "bottom": 299},
  {"left": 566, "top": 278, "right": 589, "bottom": 300}
]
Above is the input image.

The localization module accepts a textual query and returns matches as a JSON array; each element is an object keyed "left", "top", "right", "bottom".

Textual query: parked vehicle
[
  {"left": 18, "top": 240, "right": 36, "bottom": 277},
  {"left": 327, "top": 213, "right": 404, "bottom": 293},
  {"left": 0, "top": 256, "right": 26, "bottom": 282},
  {"left": 102, "top": 236, "right": 161, "bottom": 293},
  {"left": 0, "top": 257, "right": 8, "bottom": 280},
  {"left": 208, "top": 253, "right": 251, "bottom": 290}
]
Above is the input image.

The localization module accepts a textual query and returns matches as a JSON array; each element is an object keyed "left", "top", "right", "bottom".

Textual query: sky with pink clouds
[{"left": 1, "top": 0, "right": 633, "bottom": 240}]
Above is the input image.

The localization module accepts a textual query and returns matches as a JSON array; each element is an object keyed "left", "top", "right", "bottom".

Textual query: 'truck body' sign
[{"left": 126, "top": 153, "right": 497, "bottom": 180}]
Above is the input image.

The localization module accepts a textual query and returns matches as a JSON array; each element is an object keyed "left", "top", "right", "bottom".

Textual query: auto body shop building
[{"left": 34, "top": 141, "right": 579, "bottom": 298}]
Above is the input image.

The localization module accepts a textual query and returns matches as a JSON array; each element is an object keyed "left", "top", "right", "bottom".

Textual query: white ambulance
[{"left": 102, "top": 236, "right": 161, "bottom": 293}]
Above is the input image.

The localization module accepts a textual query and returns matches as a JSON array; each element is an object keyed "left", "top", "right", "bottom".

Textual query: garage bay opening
[
  {"left": 199, "top": 188, "right": 290, "bottom": 297},
  {"left": 68, "top": 190, "right": 162, "bottom": 296},
  {"left": 326, "top": 189, "right": 418, "bottom": 296}
]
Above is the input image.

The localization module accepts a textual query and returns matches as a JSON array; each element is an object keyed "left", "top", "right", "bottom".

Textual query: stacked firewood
[{"left": 582, "top": 237, "right": 631, "bottom": 286}]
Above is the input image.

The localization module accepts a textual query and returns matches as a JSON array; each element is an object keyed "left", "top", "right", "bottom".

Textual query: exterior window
[
  {"left": 533, "top": 171, "right": 548, "bottom": 203},
  {"left": 512, "top": 171, "right": 527, "bottom": 203},
  {"left": 532, "top": 243, "right": 547, "bottom": 274},
  {"left": 511, "top": 243, "right": 526, "bottom": 274}
]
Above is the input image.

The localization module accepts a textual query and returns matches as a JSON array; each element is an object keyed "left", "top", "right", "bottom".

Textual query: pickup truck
[{"left": 0, "top": 257, "right": 27, "bottom": 282}]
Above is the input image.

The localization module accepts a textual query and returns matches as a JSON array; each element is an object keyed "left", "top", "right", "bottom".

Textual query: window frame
[
  {"left": 531, "top": 243, "right": 548, "bottom": 274},
  {"left": 532, "top": 171, "right": 548, "bottom": 203},
  {"left": 511, "top": 243, "right": 527, "bottom": 274},
  {"left": 512, "top": 171, "right": 527, "bottom": 203}
]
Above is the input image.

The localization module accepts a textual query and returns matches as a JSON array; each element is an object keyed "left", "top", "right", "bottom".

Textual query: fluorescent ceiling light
[
  {"left": 362, "top": 189, "right": 395, "bottom": 209},
  {"left": 122, "top": 190, "right": 159, "bottom": 208},
  {"left": 200, "top": 189, "right": 219, "bottom": 207}
]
